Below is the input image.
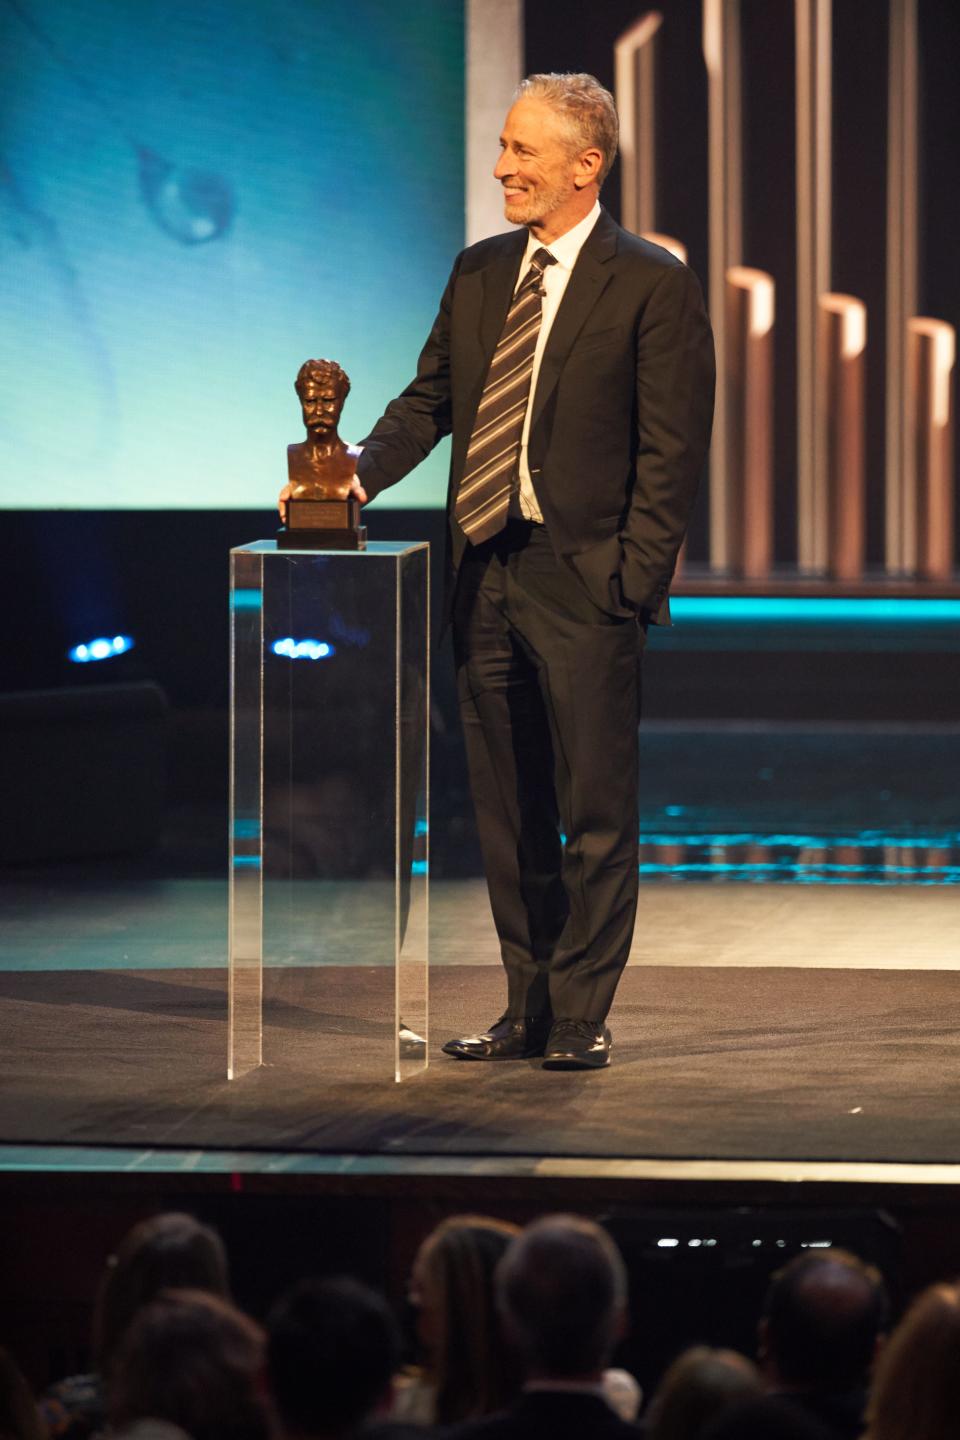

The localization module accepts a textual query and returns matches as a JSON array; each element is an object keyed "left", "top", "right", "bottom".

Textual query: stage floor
[
  {"left": 3, "top": 875, "right": 960, "bottom": 972},
  {"left": 2, "top": 879, "right": 959, "bottom": 1176},
  {"left": 3, "top": 716, "right": 958, "bottom": 1178}
]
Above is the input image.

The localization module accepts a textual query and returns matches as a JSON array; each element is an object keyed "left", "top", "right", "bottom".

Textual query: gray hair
[
  {"left": 496, "top": 1214, "right": 627, "bottom": 1377},
  {"left": 516, "top": 73, "right": 619, "bottom": 186}
]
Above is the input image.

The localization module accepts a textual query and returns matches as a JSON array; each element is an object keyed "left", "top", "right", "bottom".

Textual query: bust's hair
[
  {"left": 295, "top": 358, "right": 350, "bottom": 399},
  {"left": 515, "top": 73, "right": 619, "bottom": 186}
]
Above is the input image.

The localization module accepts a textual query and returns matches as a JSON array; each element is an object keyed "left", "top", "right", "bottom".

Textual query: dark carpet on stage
[{"left": 1, "top": 965, "right": 958, "bottom": 1163}]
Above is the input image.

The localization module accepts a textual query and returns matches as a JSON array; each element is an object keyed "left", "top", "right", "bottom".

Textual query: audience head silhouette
[
  {"left": 408, "top": 1213, "right": 521, "bottom": 1423},
  {"left": 107, "top": 1289, "right": 267, "bottom": 1440},
  {"left": 95, "top": 1212, "right": 231, "bottom": 1373},
  {"left": 700, "top": 1394, "right": 838, "bottom": 1440},
  {"left": 0, "top": 1346, "right": 44, "bottom": 1440},
  {"left": 645, "top": 1346, "right": 763, "bottom": 1440},
  {"left": 862, "top": 1281, "right": 960, "bottom": 1440},
  {"left": 495, "top": 1214, "right": 627, "bottom": 1380},
  {"left": 760, "top": 1248, "right": 888, "bottom": 1390},
  {"left": 267, "top": 1276, "right": 400, "bottom": 1440}
]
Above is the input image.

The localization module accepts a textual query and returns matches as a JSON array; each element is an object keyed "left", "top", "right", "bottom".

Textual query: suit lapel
[
  {"left": 455, "top": 232, "right": 525, "bottom": 440},
  {"left": 529, "top": 207, "right": 619, "bottom": 432},
  {"left": 479, "top": 232, "right": 527, "bottom": 358}
]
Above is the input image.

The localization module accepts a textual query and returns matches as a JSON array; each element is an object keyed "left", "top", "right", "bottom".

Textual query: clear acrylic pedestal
[{"left": 228, "top": 540, "right": 429, "bottom": 1083}]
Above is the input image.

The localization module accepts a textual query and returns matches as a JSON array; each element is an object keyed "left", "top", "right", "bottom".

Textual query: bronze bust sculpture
[
  {"left": 278, "top": 358, "right": 367, "bottom": 549},
  {"left": 287, "top": 358, "right": 357, "bottom": 499}
]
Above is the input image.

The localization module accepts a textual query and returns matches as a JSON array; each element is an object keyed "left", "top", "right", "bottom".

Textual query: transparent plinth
[{"left": 228, "top": 540, "right": 429, "bottom": 1083}]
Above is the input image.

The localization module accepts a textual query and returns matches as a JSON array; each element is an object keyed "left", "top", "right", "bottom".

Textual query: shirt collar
[{"left": 522, "top": 199, "right": 602, "bottom": 273}]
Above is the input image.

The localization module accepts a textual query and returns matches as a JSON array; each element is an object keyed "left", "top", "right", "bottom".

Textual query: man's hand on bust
[
  {"left": 346, "top": 443, "right": 367, "bottom": 503},
  {"left": 278, "top": 446, "right": 367, "bottom": 523}
]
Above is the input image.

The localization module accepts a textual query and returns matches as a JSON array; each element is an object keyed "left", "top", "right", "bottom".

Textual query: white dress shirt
[{"left": 510, "top": 199, "right": 602, "bottom": 522}]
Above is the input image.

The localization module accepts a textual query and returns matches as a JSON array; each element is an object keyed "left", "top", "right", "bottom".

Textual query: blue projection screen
[{"left": 0, "top": 0, "right": 464, "bottom": 507}]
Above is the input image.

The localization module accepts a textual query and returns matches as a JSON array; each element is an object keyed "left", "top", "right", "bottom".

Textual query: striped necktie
[{"left": 455, "top": 246, "right": 557, "bottom": 544}]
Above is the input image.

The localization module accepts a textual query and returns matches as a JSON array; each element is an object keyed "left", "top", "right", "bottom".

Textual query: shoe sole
[
  {"left": 441, "top": 1045, "right": 546, "bottom": 1061},
  {"left": 541, "top": 1055, "right": 610, "bottom": 1070}
]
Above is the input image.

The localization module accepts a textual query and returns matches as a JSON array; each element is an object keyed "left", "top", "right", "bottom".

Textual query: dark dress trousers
[{"left": 357, "top": 207, "right": 715, "bottom": 1024}]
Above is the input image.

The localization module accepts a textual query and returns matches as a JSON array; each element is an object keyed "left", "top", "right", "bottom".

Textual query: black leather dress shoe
[
  {"left": 442, "top": 1014, "right": 552, "bottom": 1061},
  {"left": 542, "top": 1019, "right": 612, "bottom": 1070}
]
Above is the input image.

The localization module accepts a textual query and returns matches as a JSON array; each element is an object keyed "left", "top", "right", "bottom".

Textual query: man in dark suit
[
  {"left": 339, "top": 73, "right": 714, "bottom": 1068},
  {"left": 448, "top": 1213, "right": 640, "bottom": 1440}
]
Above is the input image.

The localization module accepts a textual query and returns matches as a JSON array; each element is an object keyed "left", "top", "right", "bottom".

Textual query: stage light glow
[
  {"left": 821, "top": 293, "right": 867, "bottom": 358},
  {"left": 670, "top": 596, "right": 960, "bottom": 623},
  {"left": 641, "top": 829, "right": 960, "bottom": 848},
  {"left": 639, "top": 859, "right": 960, "bottom": 884},
  {"left": 68, "top": 634, "right": 134, "bottom": 663},
  {"left": 270, "top": 638, "right": 335, "bottom": 660},
  {"left": 657, "top": 1238, "right": 680, "bottom": 1248},
  {"left": 642, "top": 232, "right": 688, "bottom": 264},
  {"left": 615, "top": 11, "right": 663, "bottom": 236},
  {"left": 728, "top": 266, "right": 776, "bottom": 337},
  {"left": 909, "top": 318, "right": 955, "bottom": 428},
  {"left": 231, "top": 588, "right": 263, "bottom": 611}
]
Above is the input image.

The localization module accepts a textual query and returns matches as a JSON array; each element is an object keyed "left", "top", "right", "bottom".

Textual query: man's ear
[{"left": 573, "top": 147, "right": 603, "bottom": 190}]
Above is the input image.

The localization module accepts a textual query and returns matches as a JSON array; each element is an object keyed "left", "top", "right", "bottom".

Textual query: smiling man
[{"left": 307, "top": 73, "right": 715, "bottom": 1070}]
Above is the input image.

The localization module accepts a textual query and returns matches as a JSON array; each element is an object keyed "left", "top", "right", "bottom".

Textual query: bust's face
[{"left": 300, "top": 380, "right": 344, "bottom": 440}]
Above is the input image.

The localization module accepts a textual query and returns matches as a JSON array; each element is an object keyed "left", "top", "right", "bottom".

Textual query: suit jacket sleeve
[
  {"left": 355, "top": 259, "right": 459, "bottom": 501},
  {"left": 619, "top": 262, "right": 716, "bottom": 616}
]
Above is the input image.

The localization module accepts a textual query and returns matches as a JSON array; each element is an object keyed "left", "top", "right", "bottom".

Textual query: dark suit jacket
[
  {"left": 447, "top": 1390, "right": 642, "bottom": 1440},
  {"left": 357, "top": 206, "right": 715, "bottom": 628}
]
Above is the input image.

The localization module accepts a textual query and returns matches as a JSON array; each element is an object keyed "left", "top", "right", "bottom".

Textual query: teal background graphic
[{"left": 0, "top": 0, "right": 464, "bottom": 507}]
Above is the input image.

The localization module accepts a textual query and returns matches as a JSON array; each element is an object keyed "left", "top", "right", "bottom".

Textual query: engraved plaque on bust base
[
  {"left": 277, "top": 358, "right": 368, "bottom": 550},
  {"left": 281, "top": 495, "right": 367, "bottom": 550}
]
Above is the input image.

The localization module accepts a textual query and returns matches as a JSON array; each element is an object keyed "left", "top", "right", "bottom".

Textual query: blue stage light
[
  {"left": 671, "top": 596, "right": 960, "bottom": 623},
  {"left": 68, "top": 635, "right": 134, "bottom": 663},
  {"left": 270, "top": 637, "right": 335, "bottom": 660},
  {"left": 231, "top": 588, "right": 263, "bottom": 611}
]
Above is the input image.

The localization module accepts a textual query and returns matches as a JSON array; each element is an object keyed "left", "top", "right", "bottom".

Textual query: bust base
[{"left": 277, "top": 497, "right": 367, "bottom": 550}]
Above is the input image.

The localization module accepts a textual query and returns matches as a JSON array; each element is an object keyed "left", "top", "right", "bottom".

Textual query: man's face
[
  {"left": 300, "top": 381, "right": 343, "bottom": 440},
  {"left": 494, "top": 96, "right": 582, "bottom": 230}
]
